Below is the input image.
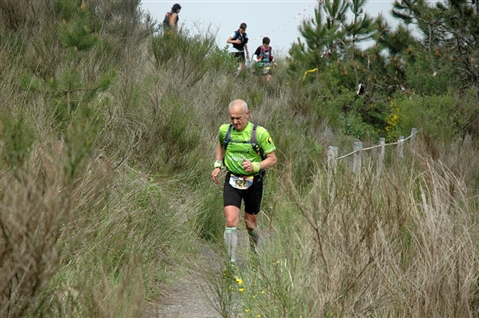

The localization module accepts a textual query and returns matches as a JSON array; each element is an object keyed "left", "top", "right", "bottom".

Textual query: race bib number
[{"left": 229, "top": 175, "right": 254, "bottom": 190}]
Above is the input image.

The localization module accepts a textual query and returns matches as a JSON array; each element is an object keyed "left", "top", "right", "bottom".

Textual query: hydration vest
[
  {"left": 223, "top": 124, "right": 267, "bottom": 177},
  {"left": 257, "top": 46, "right": 273, "bottom": 67},
  {"left": 231, "top": 31, "right": 248, "bottom": 51}
]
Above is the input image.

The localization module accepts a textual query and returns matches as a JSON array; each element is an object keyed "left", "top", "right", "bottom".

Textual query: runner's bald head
[{"left": 229, "top": 99, "right": 248, "bottom": 114}]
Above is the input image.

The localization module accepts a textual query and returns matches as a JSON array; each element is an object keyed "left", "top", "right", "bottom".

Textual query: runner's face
[{"left": 229, "top": 106, "right": 249, "bottom": 131}]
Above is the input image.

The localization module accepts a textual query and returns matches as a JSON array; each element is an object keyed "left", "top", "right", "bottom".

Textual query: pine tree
[
  {"left": 288, "top": 0, "right": 377, "bottom": 89},
  {"left": 391, "top": 0, "right": 479, "bottom": 90}
]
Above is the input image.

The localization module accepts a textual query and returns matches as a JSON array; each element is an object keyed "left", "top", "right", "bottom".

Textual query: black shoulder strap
[
  {"left": 223, "top": 124, "right": 234, "bottom": 152},
  {"left": 251, "top": 124, "right": 258, "bottom": 145},
  {"left": 251, "top": 124, "right": 265, "bottom": 159},
  {"left": 224, "top": 123, "right": 265, "bottom": 159},
  {"left": 232, "top": 31, "right": 239, "bottom": 40},
  {"left": 163, "top": 11, "right": 171, "bottom": 24}
]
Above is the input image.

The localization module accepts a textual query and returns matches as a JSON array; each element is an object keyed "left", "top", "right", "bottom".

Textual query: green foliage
[
  {"left": 91, "top": 0, "right": 152, "bottom": 45},
  {"left": 338, "top": 111, "right": 374, "bottom": 139},
  {"left": 152, "top": 30, "right": 210, "bottom": 66},
  {"left": 289, "top": 0, "right": 378, "bottom": 85},
  {"left": 151, "top": 30, "right": 234, "bottom": 87},
  {"left": 288, "top": 7, "right": 335, "bottom": 77},
  {"left": 268, "top": 116, "right": 323, "bottom": 188},
  {"left": 404, "top": 48, "right": 459, "bottom": 96},
  {"left": 59, "top": 18, "right": 98, "bottom": 51},
  {"left": 48, "top": 173, "right": 195, "bottom": 315},
  {"left": 63, "top": 107, "right": 101, "bottom": 182},
  {"left": 393, "top": 94, "right": 456, "bottom": 141},
  {"left": 43, "top": 48, "right": 115, "bottom": 129},
  {"left": 0, "top": 112, "right": 34, "bottom": 168},
  {"left": 392, "top": 0, "right": 479, "bottom": 89},
  {"left": 159, "top": 98, "right": 200, "bottom": 167},
  {"left": 133, "top": 94, "right": 202, "bottom": 174},
  {"left": 346, "top": 0, "right": 377, "bottom": 44},
  {"left": 196, "top": 188, "right": 225, "bottom": 242},
  {"left": 210, "top": 45, "right": 239, "bottom": 74},
  {"left": 53, "top": 0, "right": 82, "bottom": 21}
]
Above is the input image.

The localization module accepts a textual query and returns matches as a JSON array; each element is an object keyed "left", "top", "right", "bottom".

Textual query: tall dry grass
[
  {"left": 234, "top": 136, "right": 479, "bottom": 317},
  {"left": 0, "top": 135, "right": 113, "bottom": 317}
]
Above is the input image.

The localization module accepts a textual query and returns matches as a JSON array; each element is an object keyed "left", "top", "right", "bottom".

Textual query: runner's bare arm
[
  {"left": 261, "top": 152, "right": 276, "bottom": 170},
  {"left": 211, "top": 143, "right": 225, "bottom": 184},
  {"left": 242, "top": 152, "right": 276, "bottom": 173}
]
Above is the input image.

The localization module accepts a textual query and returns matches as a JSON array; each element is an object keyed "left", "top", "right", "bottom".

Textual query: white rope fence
[{"left": 327, "top": 128, "right": 418, "bottom": 197}]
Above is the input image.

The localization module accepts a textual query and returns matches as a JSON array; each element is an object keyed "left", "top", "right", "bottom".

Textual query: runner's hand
[
  {"left": 211, "top": 168, "right": 221, "bottom": 184},
  {"left": 243, "top": 158, "right": 253, "bottom": 173}
]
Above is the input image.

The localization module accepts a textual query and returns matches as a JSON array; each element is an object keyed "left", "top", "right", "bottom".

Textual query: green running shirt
[{"left": 218, "top": 122, "right": 276, "bottom": 175}]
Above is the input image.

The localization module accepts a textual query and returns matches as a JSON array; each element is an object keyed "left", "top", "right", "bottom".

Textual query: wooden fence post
[
  {"left": 411, "top": 128, "right": 417, "bottom": 143},
  {"left": 377, "top": 137, "right": 385, "bottom": 177},
  {"left": 328, "top": 146, "right": 338, "bottom": 199},
  {"left": 329, "top": 129, "right": 417, "bottom": 181},
  {"left": 328, "top": 146, "right": 338, "bottom": 174},
  {"left": 411, "top": 128, "right": 417, "bottom": 139},
  {"left": 353, "top": 141, "right": 362, "bottom": 176},
  {"left": 397, "top": 136, "right": 404, "bottom": 158}
]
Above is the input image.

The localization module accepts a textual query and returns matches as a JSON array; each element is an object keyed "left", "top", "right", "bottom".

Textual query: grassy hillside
[{"left": 1, "top": 1, "right": 479, "bottom": 317}]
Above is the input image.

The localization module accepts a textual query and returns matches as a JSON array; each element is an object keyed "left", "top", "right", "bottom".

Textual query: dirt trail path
[
  {"left": 143, "top": 244, "right": 225, "bottom": 318},
  {"left": 143, "top": 232, "right": 254, "bottom": 318},
  {"left": 153, "top": 276, "right": 220, "bottom": 318}
]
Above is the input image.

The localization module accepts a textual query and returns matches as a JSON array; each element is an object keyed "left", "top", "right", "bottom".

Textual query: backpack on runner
[
  {"left": 254, "top": 46, "right": 273, "bottom": 75},
  {"left": 231, "top": 31, "right": 248, "bottom": 51},
  {"left": 162, "top": 11, "right": 172, "bottom": 27},
  {"left": 256, "top": 46, "right": 272, "bottom": 67}
]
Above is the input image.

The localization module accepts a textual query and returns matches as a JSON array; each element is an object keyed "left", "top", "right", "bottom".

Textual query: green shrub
[{"left": 0, "top": 112, "right": 34, "bottom": 169}]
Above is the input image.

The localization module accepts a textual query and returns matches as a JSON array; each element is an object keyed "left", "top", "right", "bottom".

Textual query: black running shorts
[
  {"left": 223, "top": 172, "right": 263, "bottom": 215},
  {"left": 232, "top": 51, "right": 245, "bottom": 61}
]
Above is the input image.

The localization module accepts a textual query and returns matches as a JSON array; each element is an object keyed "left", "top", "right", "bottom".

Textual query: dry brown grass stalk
[
  {"left": 0, "top": 136, "right": 112, "bottom": 317},
  {"left": 273, "top": 139, "right": 479, "bottom": 317}
]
